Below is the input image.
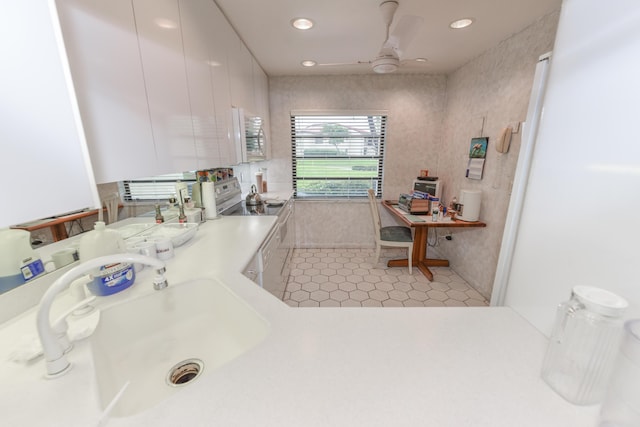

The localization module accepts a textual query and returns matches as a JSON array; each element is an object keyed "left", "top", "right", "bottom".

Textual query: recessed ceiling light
[
  {"left": 154, "top": 18, "right": 178, "bottom": 29},
  {"left": 301, "top": 60, "right": 317, "bottom": 67},
  {"left": 291, "top": 18, "right": 314, "bottom": 30},
  {"left": 449, "top": 18, "right": 474, "bottom": 29},
  {"left": 415, "top": 58, "right": 427, "bottom": 62}
]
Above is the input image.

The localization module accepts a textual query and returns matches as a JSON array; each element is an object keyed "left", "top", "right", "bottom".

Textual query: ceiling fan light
[
  {"left": 372, "top": 56, "right": 399, "bottom": 74},
  {"left": 291, "top": 18, "right": 314, "bottom": 30},
  {"left": 449, "top": 18, "right": 474, "bottom": 29}
]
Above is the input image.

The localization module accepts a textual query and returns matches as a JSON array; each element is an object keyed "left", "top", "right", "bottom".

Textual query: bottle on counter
[
  {"left": 78, "top": 221, "right": 135, "bottom": 296},
  {"left": 155, "top": 204, "right": 164, "bottom": 224},
  {"left": 178, "top": 204, "right": 187, "bottom": 224},
  {"left": 431, "top": 197, "right": 440, "bottom": 222},
  {"left": 255, "top": 171, "right": 264, "bottom": 194},
  {"left": 260, "top": 167, "right": 268, "bottom": 193}
]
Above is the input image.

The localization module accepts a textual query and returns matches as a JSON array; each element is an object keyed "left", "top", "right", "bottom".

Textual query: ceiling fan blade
[
  {"left": 384, "top": 15, "right": 424, "bottom": 54},
  {"left": 399, "top": 58, "right": 429, "bottom": 69},
  {"left": 316, "top": 61, "right": 369, "bottom": 67}
]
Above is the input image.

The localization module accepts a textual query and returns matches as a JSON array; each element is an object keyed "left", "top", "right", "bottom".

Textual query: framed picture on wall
[{"left": 469, "top": 137, "right": 488, "bottom": 158}]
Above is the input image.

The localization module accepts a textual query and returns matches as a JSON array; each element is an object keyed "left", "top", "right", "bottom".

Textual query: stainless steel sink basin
[{"left": 89, "top": 278, "right": 269, "bottom": 417}]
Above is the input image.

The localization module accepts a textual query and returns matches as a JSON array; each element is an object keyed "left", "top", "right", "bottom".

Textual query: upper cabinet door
[
  {"left": 56, "top": 0, "right": 157, "bottom": 183},
  {"left": 0, "top": 0, "right": 99, "bottom": 228},
  {"left": 208, "top": 1, "right": 237, "bottom": 166},
  {"left": 227, "top": 35, "right": 256, "bottom": 114},
  {"left": 132, "top": 0, "right": 197, "bottom": 175},
  {"left": 178, "top": 0, "right": 223, "bottom": 169},
  {"left": 252, "top": 58, "right": 271, "bottom": 158}
]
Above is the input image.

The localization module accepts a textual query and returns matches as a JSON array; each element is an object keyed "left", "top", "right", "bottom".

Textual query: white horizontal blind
[
  {"left": 120, "top": 172, "right": 196, "bottom": 201},
  {"left": 291, "top": 112, "right": 387, "bottom": 198}
]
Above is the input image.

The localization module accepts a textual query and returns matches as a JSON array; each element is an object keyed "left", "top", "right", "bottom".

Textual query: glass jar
[
  {"left": 598, "top": 319, "right": 640, "bottom": 426},
  {"left": 541, "top": 286, "right": 628, "bottom": 405}
]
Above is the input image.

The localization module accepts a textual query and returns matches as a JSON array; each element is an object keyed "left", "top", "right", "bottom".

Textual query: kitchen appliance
[
  {"left": 210, "top": 177, "right": 242, "bottom": 215},
  {"left": 397, "top": 193, "right": 430, "bottom": 215},
  {"left": 492, "top": 0, "right": 640, "bottom": 333},
  {"left": 232, "top": 107, "right": 266, "bottom": 163},
  {"left": 457, "top": 190, "right": 481, "bottom": 222},
  {"left": 412, "top": 178, "right": 441, "bottom": 200},
  {"left": 215, "top": 176, "right": 293, "bottom": 300},
  {"left": 245, "top": 185, "right": 262, "bottom": 206}
]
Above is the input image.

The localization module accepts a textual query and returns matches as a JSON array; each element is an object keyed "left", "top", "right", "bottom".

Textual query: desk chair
[{"left": 367, "top": 189, "right": 413, "bottom": 274}]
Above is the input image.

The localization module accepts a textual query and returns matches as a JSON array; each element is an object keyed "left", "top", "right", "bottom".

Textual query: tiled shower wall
[{"left": 267, "top": 10, "right": 560, "bottom": 298}]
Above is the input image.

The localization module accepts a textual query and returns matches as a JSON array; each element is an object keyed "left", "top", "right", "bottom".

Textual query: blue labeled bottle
[{"left": 78, "top": 221, "right": 135, "bottom": 296}]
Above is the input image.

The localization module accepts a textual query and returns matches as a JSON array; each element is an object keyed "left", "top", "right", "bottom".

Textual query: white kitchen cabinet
[
  {"left": 227, "top": 35, "right": 256, "bottom": 115},
  {"left": 178, "top": 0, "right": 223, "bottom": 169},
  {"left": 132, "top": 0, "right": 197, "bottom": 175},
  {"left": 56, "top": 0, "right": 157, "bottom": 183},
  {"left": 252, "top": 58, "right": 271, "bottom": 158},
  {"left": 207, "top": 3, "right": 237, "bottom": 166},
  {"left": 0, "top": 0, "right": 99, "bottom": 227},
  {"left": 56, "top": 0, "right": 267, "bottom": 178}
]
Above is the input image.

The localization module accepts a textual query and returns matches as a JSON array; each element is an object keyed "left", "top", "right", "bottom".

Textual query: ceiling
[{"left": 214, "top": 0, "right": 561, "bottom": 77}]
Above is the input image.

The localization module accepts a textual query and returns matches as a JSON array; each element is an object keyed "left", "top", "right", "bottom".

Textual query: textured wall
[
  {"left": 268, "top": 74, "right": 447, "bottom": 248},
  {"left": 266, "top": 11, "right": 559, "bottom": 294},
  {"left": 435, "top": 11, "right": 560, "bottom": 298}
]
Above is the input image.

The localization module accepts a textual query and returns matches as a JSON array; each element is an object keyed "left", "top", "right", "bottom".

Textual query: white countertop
[{"left": 0, "top": 214, "right": 599, "bottom": 426}]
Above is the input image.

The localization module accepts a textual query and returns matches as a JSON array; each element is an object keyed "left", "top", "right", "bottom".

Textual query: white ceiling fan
[{"left": 317, "top": 0, "right": 425, "bottom": 73}]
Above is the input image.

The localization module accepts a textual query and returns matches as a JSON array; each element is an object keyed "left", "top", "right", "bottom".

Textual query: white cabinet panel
[
  {"left": 178, "top": 0, "right": 223, "bottom": 169},
  {"left": 252, "top": 58, "right": 271, "bottom": 158},
  {"left": 0, "top": 0, "right": 99, "bottom": 227},
  {"left": 132, "top": 0, "right": 197, "bottom": 174},
  {"left": 227, "top": 35, "right": 256, "bottom": 114},
  {"left": 207, "top": 3, "right": 237, "bottom": 166},
  {"left": 56, "top": 0, "right": 157, "bottom": 183}
]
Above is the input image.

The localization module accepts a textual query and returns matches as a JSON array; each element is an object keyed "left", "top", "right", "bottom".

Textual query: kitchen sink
[{"left": 89, "top": 278, "right": 270, "bottom": 417}]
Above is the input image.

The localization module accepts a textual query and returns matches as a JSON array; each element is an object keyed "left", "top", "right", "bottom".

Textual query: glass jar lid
[{"left": 572, "top": 286, "right": 629, "bottom": 317}]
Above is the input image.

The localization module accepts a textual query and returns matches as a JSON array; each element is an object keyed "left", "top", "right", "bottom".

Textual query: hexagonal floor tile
[{"left": 283, "top": 248, "right": 487, "bottom": 308}]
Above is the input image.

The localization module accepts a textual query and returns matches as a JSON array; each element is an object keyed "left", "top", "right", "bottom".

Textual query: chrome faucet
[{"left": 37, "top": 253, "right": 167, "bottom": 378}]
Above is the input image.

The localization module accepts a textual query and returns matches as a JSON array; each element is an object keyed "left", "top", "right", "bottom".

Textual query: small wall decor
[{"left": 466, "top": 137, "right": 488, "bottom": 180}]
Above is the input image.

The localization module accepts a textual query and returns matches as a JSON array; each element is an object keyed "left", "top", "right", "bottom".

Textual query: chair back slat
[{"left": 367, "top": 189, "right": 382, "bottom": 238}]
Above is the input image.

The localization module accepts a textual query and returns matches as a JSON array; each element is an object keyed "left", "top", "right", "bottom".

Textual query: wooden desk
[
  {"left": 382, "top": 200, "right": 486, "bottom": 281},
  {"left": 11, "top": 206, "right": 121, "bottom": 242}
]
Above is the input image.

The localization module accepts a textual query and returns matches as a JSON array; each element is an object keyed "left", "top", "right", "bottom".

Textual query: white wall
[
  {"left": 268, "top": 74, "right": 447, "bottom": 248},
  {"left": 432, "top": 11, "right": 560, "bottom": 298},
  {"left": 265, "top": 12, "right": 560, "bottom": 297},
  {"left": 503, "top": 0, "right": 640, "bottom": 335}
]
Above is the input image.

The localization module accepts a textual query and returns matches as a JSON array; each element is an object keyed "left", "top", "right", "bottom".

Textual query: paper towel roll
[{"left": 201, "top": 181, "right": 217, "bottom": 220}]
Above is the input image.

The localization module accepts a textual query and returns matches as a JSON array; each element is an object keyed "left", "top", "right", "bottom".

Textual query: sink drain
[{"left": 166, "top": 359, "right": 204, "bottom": 387}]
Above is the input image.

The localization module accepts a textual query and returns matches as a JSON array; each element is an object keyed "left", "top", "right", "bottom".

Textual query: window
[
  {"left": 291, "top": 111, "right": 387, "bottom": 198},
  {"left": 120, "top": 172, "right": 196, "bottom": 202}
]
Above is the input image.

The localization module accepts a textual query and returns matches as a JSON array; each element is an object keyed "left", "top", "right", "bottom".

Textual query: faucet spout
[{"left": 36, "top": 253, "right": 166, "bottom": 378}]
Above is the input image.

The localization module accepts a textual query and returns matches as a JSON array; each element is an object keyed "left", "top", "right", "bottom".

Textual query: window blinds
[
  {"left": 291, "top": 112, "right": 387, "bottom": 198},
  {"left": 120, "top": 172, "right": 196, "bottom": 201}
]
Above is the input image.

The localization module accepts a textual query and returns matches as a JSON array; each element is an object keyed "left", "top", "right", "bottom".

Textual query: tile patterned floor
[{"left": 283, "top": 248, "right": 489, "bottom": 308}]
